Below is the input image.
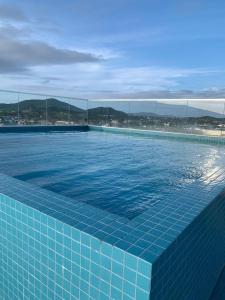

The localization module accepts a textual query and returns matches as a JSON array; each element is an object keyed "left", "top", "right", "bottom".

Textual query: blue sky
[{"left": 0, "top": 0, "right": 225, "bottom": 98}]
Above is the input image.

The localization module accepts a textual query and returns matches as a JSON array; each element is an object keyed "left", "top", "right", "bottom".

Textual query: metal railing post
[
  {"left": 45, "top": 98, "right": 48, "bottom": 125},
  {"left": 87, "top": 99, "right": 89, "bottom": 125},
  {"left": 222, "top": 102, "right": 225, "bottom": 136},
  {"left": 17, "top": 93, "right": 20, "bottom": 125},
  {"left": 186, "top": 99, "right": 189, "bottom": 134},
  {"left": 127, "top": 101, "right": 131, "bottom": 127},
  {"left": 68, "top": 103, "right": 71, "bottom": 123}
]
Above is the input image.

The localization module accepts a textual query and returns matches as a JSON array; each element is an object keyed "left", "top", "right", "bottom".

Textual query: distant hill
[
  {"left": 0, "top": 99, "right": 128, "bottom": 124},
  {"left": 0, "top": 98, "right": 85, "bottom": 124},
  {"left": 0, "top": 98, "right": 84, "bottom": 113},
  {"left": 88, "top": 107, "right": 127, "bottom": 120},
  {"left": 130, "top": 101, "right": 224, "bottom": 118},
  {"left": 0, "top": 98, "right": 224, "bottom": 126}
]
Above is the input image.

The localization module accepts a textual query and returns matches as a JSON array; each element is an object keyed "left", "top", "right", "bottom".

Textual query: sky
[{"left": 1, "top": 0, "right": 225, "bottom": 99}]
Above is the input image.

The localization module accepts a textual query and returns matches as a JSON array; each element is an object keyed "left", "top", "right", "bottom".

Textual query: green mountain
[
  {"left": 0, "top": 98, "right": 85, "bottom": 124},
  {"left": 0, "top": 98, "right": 126, "bottom": 125},
  {"left": 0, "top": 98, "right": 224, "bottom": 128}
]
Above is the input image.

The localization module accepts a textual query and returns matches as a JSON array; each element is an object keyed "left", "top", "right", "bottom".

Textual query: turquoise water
[{"left": 0, "top": 131, "right": 225, "bottom": 219}]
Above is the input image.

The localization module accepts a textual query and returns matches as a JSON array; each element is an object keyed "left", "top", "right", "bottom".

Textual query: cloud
[
  {"left": 0, "top": 2, "right": 223, "bottom": 99},
  {"left": 0, "top": 35, "right": 102, "bottom": 74},
  {"left": 16, "top": 63, "right": 219, "bottom": 99},
  {"left": 0, "top": 4, "right": 28, "bottom": 22},
  {"left": 96, "top": 89, "right": 225, "bottom": 99},
  {"left": 76, "top": 65, "right": 215, "bottom": 94},
  {"left": 0, "top": 24, "right": 31, "bottom": 38},
  {"left": 0, "top": 4, "right": 103, "bottom": 75}
]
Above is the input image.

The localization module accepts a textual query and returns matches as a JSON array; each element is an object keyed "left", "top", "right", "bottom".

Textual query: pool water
[{"left": 0, "top": 131, "right": 225, "bottom": 219}]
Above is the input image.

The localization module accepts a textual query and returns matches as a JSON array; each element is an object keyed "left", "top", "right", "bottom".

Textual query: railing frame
[{"left": 0, "top": 89, "right": 225, "bottom": 137}]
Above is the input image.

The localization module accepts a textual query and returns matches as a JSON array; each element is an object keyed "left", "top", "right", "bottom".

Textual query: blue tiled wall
[
  {"left": 0, "top": 194, "right": 152, "bottom": 300},
  {"left": 149, "top": 189, "right": 225, "bottom": 300},
  {"left": 0, "top": 125, "right": 89, "bottom": 133}
]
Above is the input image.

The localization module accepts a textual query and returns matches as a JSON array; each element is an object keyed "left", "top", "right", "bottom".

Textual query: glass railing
[
  {"left": 0, "top": 90, "right": 225, "bottom": 137},
  {"left": 88, "top": 99, "right": 225, "bottom": 137},
  {"left": 0, "top": 90, "right": 88, "bottom": 126}
]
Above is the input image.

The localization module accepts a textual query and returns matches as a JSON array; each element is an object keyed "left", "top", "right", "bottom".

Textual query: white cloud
[{"left": 0, "top": 63, "right": 220, "bottom": 99}]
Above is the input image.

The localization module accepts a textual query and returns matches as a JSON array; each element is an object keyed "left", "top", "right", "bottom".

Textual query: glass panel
[
  {"left": 129, "top": 100, "right": 167, "bottom": 130},
  {"left": 0, "top": 90, "right": 20, "bottom": 125},
  {"left": 17, "top": 92, "right": 47, "bottom": 125},
  {"left": 87, "top": 100, "right": 129, "bottom": 127},
  {"left": 154, "top": 100, "right": 189, "bottom": 133},
  {"left": 187, "top": 100, "right": 225, "bottom": 136},
  {"left": 46, "top": 96, "right": 88, "bottom": 125},
  {"left": 222, "top": 103, "right": 225, "bottom": 136}
]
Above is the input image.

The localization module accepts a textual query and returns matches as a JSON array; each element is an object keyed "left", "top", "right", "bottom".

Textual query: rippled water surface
[{"left": 0, "top": 131, "right": 225, "bottom": 219}]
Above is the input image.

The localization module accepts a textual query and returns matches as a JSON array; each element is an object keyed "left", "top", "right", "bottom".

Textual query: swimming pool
[
  {"left": 0, "top": 129, "right": 225, "bottom": 219},
  {"left": 1, "top": 126, "right": 225, "bottom": 300}
]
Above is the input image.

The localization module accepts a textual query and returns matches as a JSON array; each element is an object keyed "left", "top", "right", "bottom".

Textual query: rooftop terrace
[{"left": 1, "top": 90, "right": 225, "bottom": 300}]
